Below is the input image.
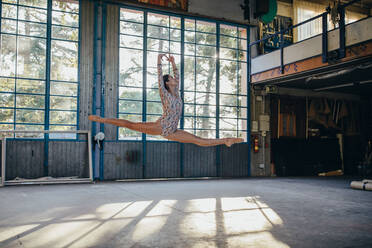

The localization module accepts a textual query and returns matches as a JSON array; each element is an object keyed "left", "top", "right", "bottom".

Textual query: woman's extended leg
[
  {"left": 88, "top": 115, "right": 162, "bottom": 136},
  {"left": 165, "top": 129, "right": 243, "bottom": 147}
]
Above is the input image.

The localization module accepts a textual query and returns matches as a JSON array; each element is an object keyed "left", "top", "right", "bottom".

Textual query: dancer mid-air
[{"left": 89, "top": 54, "right": 243, "bottom": 147}]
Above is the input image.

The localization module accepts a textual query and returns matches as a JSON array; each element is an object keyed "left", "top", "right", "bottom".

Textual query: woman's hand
[
  {"left": 167, "top": 54, "right": 175, "bottom": 63},
  {"left": 158, "top": 53, "right": 167, "bottom": 63}
]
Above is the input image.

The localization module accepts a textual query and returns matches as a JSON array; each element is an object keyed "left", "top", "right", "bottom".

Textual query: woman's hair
[{"left": 163, "top": 74, "right": 170, "bottom": 91}]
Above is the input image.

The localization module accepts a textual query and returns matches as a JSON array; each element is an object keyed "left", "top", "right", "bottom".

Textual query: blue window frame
[
  {"left": 118, "top": 7, "right": 248, "bottom": 141},
  {"left": 0, "top": 0, "right": 80, "bottom": 139}
]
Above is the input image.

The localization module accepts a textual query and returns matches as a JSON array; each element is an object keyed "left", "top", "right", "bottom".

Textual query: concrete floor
[{"left": 0, "top": 177, "right": 371, "bottom": 248}]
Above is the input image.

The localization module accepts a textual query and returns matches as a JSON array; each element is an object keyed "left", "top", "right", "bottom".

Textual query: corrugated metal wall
[
  {"left": 48, "top": 141, "right": 90, "bottom": 178},
  {"left": 184, "top": 145, "right": 217, "bottom": 177},
  {"left": 79, "top": 0, "right": 94, "bottom": 134},
  {"left": 104, "top": 5, "right": 119, "bottom": 141},
  {"left": 146, "top": 143, "right": 181, "bottom": 178},
  {"left": 221, "top": 144, "right": 250, "bottom": 177},
  {"left": 103, "top": 142, "right": 143, "bottom": 179},
  {"left": 5, "top": 140, "right": 44, "bottom": 180}
]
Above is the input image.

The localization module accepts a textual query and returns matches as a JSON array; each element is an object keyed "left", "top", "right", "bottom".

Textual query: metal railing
[{"left": 248, "top": 0, "right": 363, "bottom": 78}]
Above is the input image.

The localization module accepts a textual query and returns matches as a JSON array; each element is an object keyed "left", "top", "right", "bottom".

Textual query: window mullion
[
  {"left": 216, "top": 23, "right": 220, "bottom": 139},
  {"left": 45, "top": 0, "right": 52, "bottom": 133}
]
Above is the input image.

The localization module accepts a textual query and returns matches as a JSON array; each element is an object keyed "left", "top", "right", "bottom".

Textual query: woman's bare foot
[
  {"left": 88, "top": 115, "right": 102, "bottom": 122},
  {"left": 225, "top": 138, "right": 244, "bottom": 147}
]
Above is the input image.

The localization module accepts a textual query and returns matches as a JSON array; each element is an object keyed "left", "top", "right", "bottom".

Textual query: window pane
[
  {"left": 1, "top": 19, "right": 17, "bottom": 34},
  {"left": 0, "top": 93, "right": 14, "bottom": 107},
  {"left": 184, "top": 56, "right": 195, "bottom": 91},
  {"left": 196, "top": 57, "right": 216, "bottom": 92},
  {"left": 170, "top": 41, "right": 181, "bottom": 54},
  {"left": 195, "top": 117, "right": 215, "bottom": 129},
  {"left": 17, "top": 79, "right": 45, "bottom": 94},
  {"left": 52, "top": 0, "right": 79, "bottom": 13},
  {"left": 52, "top": 11, "right": 79, "bottom": 27},
  {"left": 17, "top": 37, "right": 46, "bottom": 79},
  {"left": 17, "top": 94, "right": 45, "bottom": 109},
  {"left": 220, "top": 60, "right": 238, "bottom": 94},
  {"left": 147, "top": 102, "right": 162, "bottom": 115},
  {"left": 220, "top": 130, "right": 238, "bottom": 138},
  {"left": 50, "top": 96, "right": 77, "bottom": 110},
  {"left": 147, "top": 25, "right": 169, "bottom": 39},
  {"left": 19, "top": 0, "right": 48, "bottom": 8},
  {"left": 18, "top": 21, "right": 47, "bottom": 37},
  {"left": 238, "top": 118, "right": 248, "bottom": 130},
  {"left": 146, "top": 114, "right": 161, "bottom": 122},
  {"left": 120, "top": 35, "right": 143, "bottom": 49},
  {"left": 16, "top": 109, "right": 44, "bottom": 123},
  {"left": 119, "top": 87, "right": 142, "bottom": 100},
  {"left": 196, "top": 21, "right": 216, "bottom": 33},
  {"left": 220, "top": 118, "right": 237, "bottom": 130},
  {"left": 220, "top": 36, "right": 237, "bottom": 49},
  {"left": 196, "top": 129, "right": 215, "bottom": 139},
  {"left": 196, "top": 45, "right": 215, "bottom": 57},
  {"left": 239, "top": 39, "right": 247, "bottom": 50},
  {"left": 170, "top": 17, "right": 181, "bottom": 29},
  {"left": 185, "top": 43, "right": 195, "bottom": 55},
  {"left": 185, "top": 19, "right": 195, "bottom": 31},
  {"left": 146, "top": 88, "right": 161, "bottom": 102},
  {"left": 49, "top": 125, "right": 76, "bottom": 139},
  {"left": 118, "top": 100, "right": 142, "bottom": 113},
  {"left": 220, "top": 94, "right": 236, "bottom": 107},
  {"left": 220, "top": 106, "right": 238, "bottom": 118},
  {"left": 118, "top": 114, "right": 142, "bottom": 140},
  {"left": 196, "top": 33, "right": 216, "bottom": 45},
  {"left": 184, "top": 104, "right": 194, "bottom": 116},
  {"left": 50, "top": 82, "right": 77, "bottom": 96},
  {"left": 0, "top": 78, "right": 15, "bottom": 92},
  {"left": 19, "top": 6, "right": 47, "bottom": 23},
  {"left": 148, "top": 13, "right": 169, "bottom": 27},
  {"left": 119, "top": 48, "right": 143, "bottom": 87},
  {"left": 239, "top": 27, "right": 247, "bottom": 39},
  {"left": 0, "top": 35, "right": 17, "bottom": 77},
  {"left": 147, "top": 38, "right": 169, "bottom": 53},
  {"left": 120, "top": 21, "right": 143, "bottom": 36},
  {"left": 52, "top": 26, "right": 78, "bottom": 41},
  {"left": 185, "top": 31, "right": 195, "bottom": 43},
  {"left": 0, "top": 109, "right": 14, "bottom": 122},
  {"left": 51, "top": 40, "right": 78, "bottom": 81},
  {"left": 184, "top": 91, "right": 195, "bottom": 103},
  {"left": 195, "top": 105, "right": 216, "bottom": 117},
  {"left": 49, "top": 111, "right": 76, "bottom": 125},
  {"left": 2, "top": 4, "right": 17, "bottom": 19},
  {"left": 170, "top": 28, "right": 181, "bottom": 41},
  {"left": 220, "top": 24, "right": 237, "bottom": 37},
  {"left": 220, "top": 47, "right": 238, "bottom": 60},
  {"left": 15, "top": 124, "right": 44, "bottom": 138},
  {"left": 120, "top": 8, "right": 144, "bottom": 23}
]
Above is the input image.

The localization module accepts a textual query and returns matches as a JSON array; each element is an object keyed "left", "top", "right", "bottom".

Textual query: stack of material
[{"left": 350, "top": 179, "right": 372, "bottom": 191}]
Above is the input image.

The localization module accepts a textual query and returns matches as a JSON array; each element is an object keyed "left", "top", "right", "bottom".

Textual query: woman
[{"left": 89, "top": 54, "right": 243, "bottom": 147}]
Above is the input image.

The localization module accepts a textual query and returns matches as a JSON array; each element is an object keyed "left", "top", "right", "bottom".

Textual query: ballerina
[{"left": 89, "top": 53, "right": 243, "bottom": 147}]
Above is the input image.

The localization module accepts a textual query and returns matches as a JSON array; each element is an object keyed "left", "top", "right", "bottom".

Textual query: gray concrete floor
[{"left": 0, "top": 177, "right": 371, "bottom": 248}]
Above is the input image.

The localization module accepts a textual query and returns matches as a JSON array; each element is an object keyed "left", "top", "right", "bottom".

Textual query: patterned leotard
[{"left": 157, "top": 63, "right": 183, "bottom": 137}]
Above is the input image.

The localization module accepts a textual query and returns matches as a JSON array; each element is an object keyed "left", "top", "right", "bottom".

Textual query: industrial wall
[{"left": 2, "top": 0, "right": 254, "bottom": 182}]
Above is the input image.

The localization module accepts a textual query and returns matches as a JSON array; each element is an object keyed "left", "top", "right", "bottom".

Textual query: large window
[
  {"left": 119, "top": 7, "right": 248, "bottom": 141},
  {"left": 0, "top": 0, "right": 79, "bottom": 138}
]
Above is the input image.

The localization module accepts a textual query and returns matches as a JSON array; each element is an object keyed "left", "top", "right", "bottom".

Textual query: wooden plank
[
  {"left": 104, "top": 4, "right": 119, "bottom": 140},
  {"left": 79, "top": 1, "right": 95, "bottom": 137}
]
